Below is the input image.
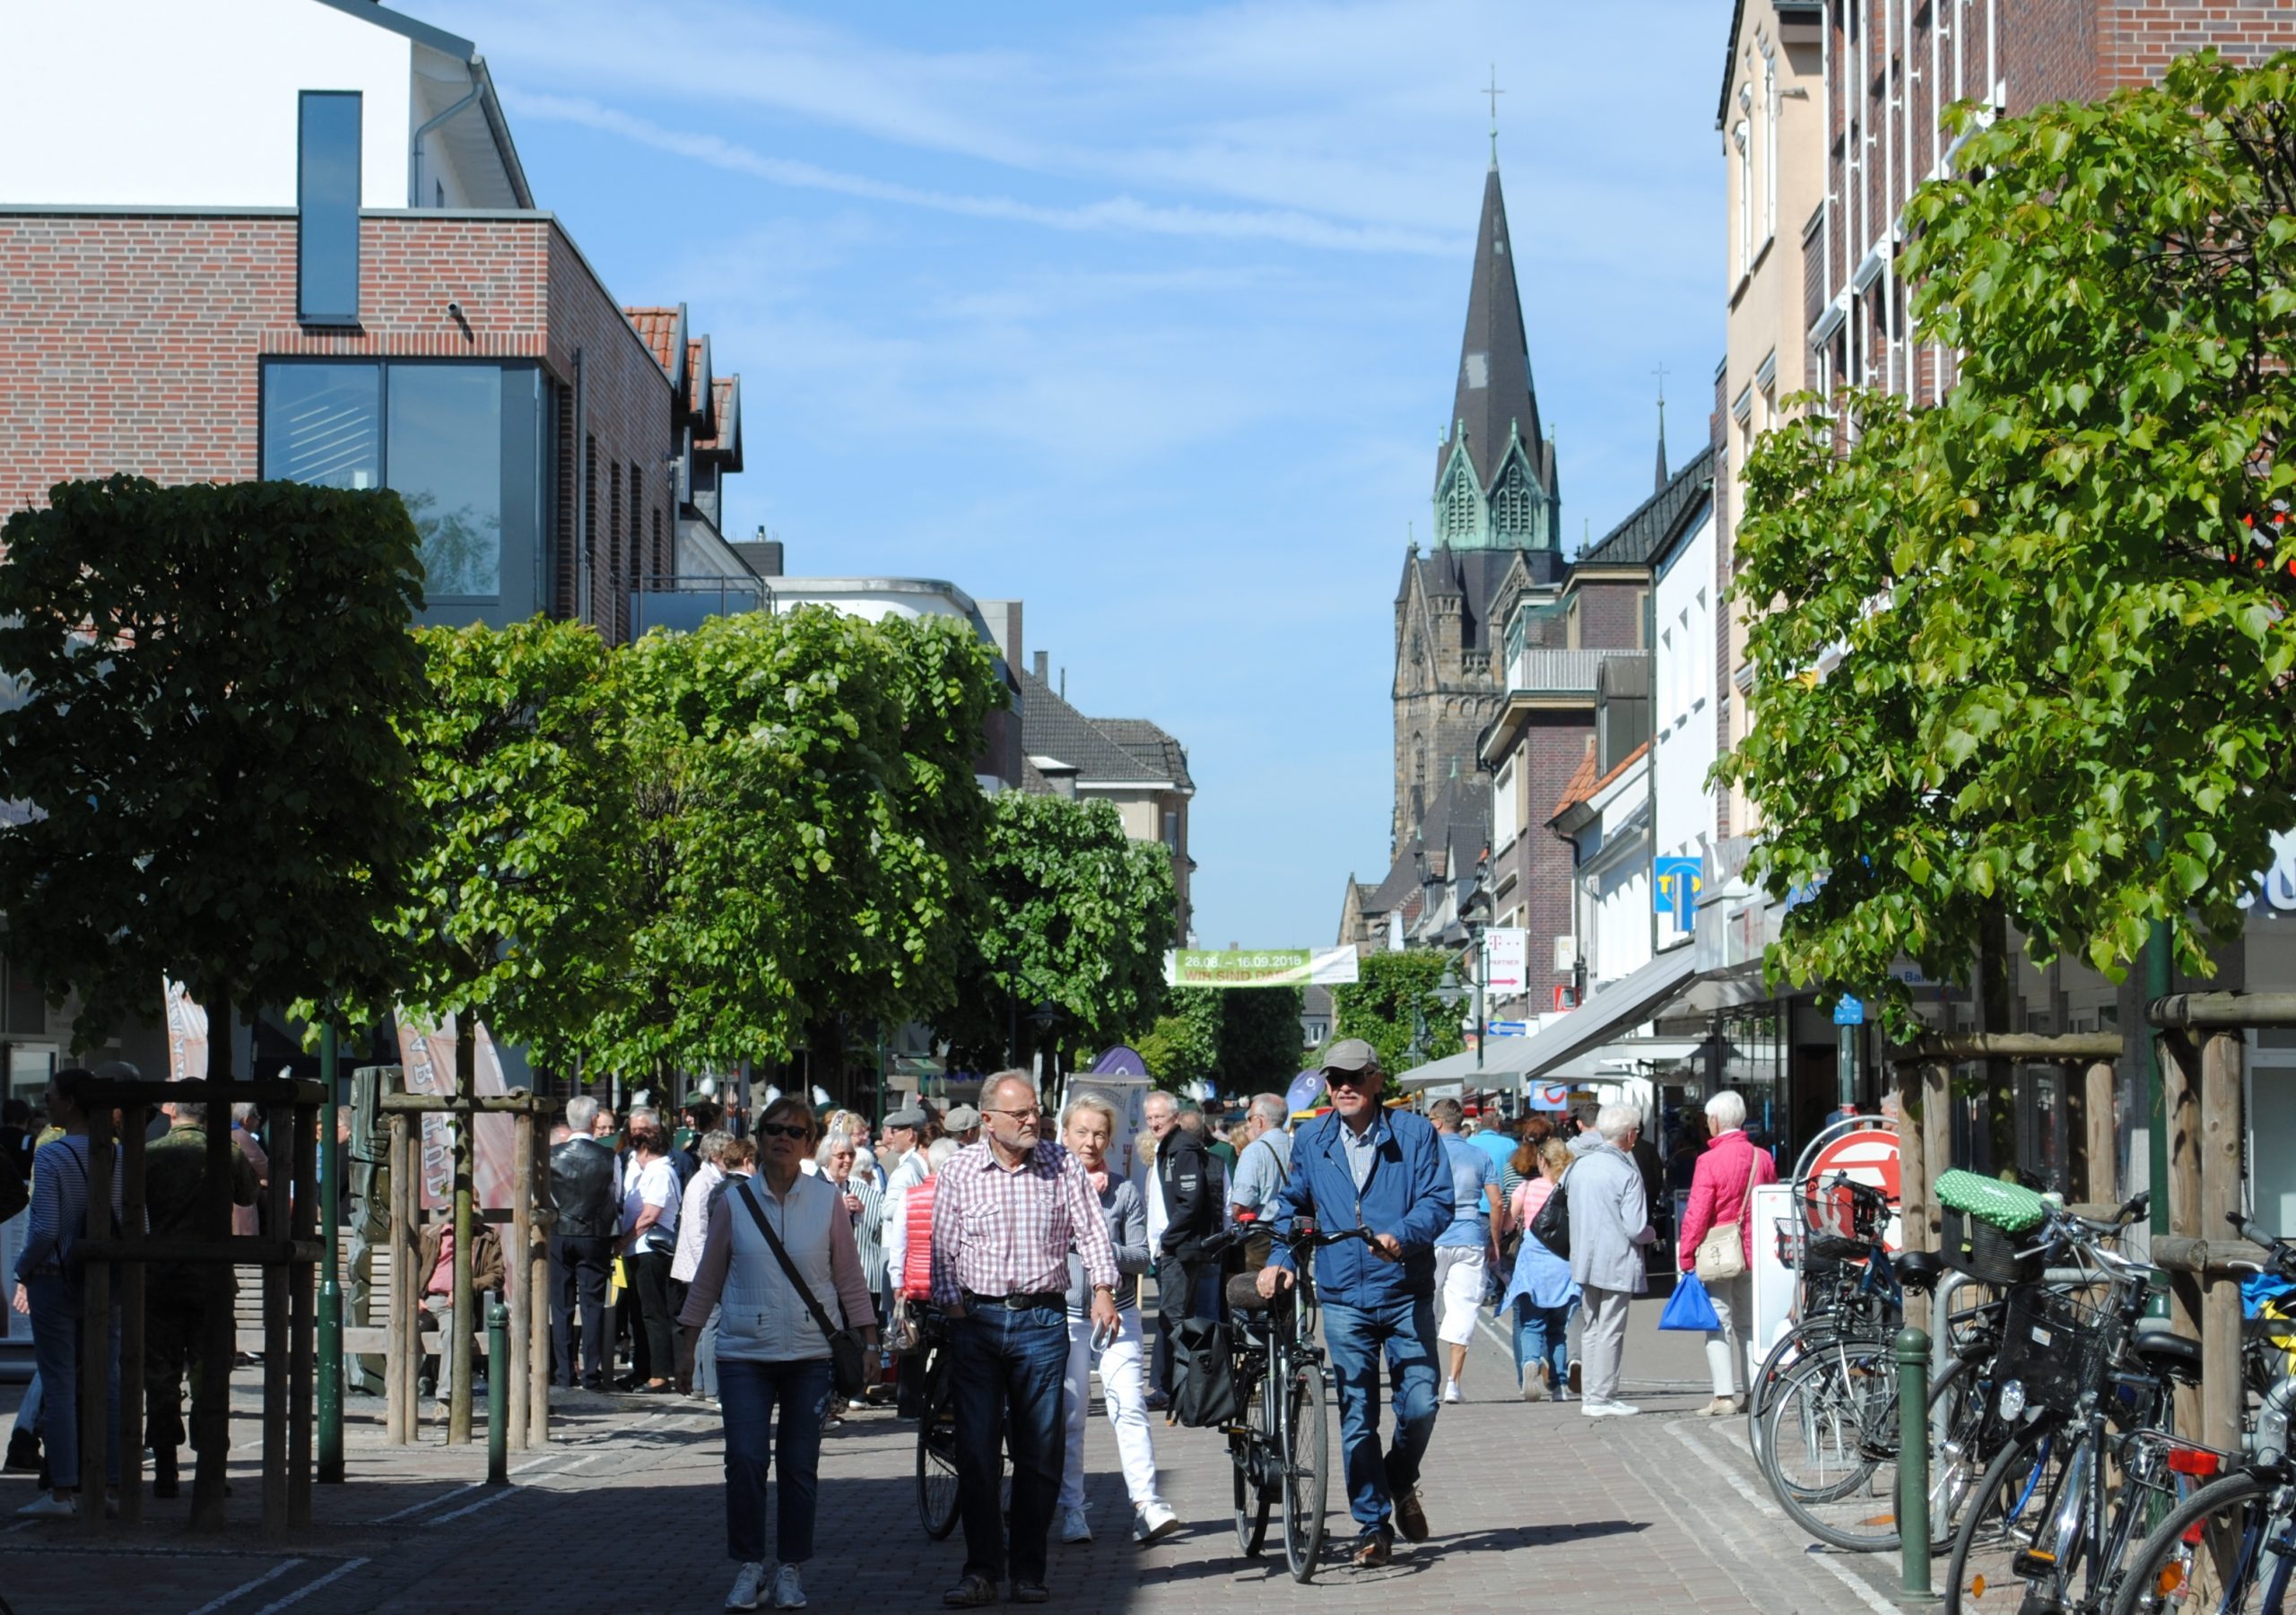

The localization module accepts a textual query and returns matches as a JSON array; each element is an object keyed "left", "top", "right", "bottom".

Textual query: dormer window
[
  {"left": 1442, "top": 462, "right": 1479, "bottom": 543},
  {"left": 1494, "top": 461, "right": 1537, "bottom": 541}
]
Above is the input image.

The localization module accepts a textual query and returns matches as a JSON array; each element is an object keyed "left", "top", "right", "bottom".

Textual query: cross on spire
[{"left": 1484, "top": 65, "right": 1505, "bottom": 165}]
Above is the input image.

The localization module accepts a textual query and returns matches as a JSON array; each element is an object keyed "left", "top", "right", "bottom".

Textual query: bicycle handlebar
[
  {"left": 2228, "top": 1211, "right": 2296, "bottom": 1281},
  {"left": 1274, "top": 1224, "right": 1378, "bottom": 1253}
]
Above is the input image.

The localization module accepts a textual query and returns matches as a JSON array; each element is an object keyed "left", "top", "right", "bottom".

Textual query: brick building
[{"left": 0, "top": 0, "right": 748, "bottom": 647}]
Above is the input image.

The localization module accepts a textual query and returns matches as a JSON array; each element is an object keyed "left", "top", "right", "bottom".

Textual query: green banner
[{"left": 1167, "top": 947, "right": 1360, "bottom": 989}]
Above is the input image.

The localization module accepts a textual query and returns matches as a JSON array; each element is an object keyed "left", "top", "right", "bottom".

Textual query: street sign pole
[{"left": 1833, "top": 994, "right": 1865, "bottom": 1113}]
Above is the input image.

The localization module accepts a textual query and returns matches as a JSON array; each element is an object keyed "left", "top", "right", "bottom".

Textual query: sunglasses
[
  {"left": 758, "top": 1122, "right": 811, "bottom": 1141},
  {"left": 1326, "top": 1070, "right": 1380, "bottom": 1088}
]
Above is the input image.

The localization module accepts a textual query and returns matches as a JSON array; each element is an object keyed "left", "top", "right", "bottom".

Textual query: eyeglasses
[
  {"left": 985, "top": 1106, "right": 1042, "bottom": 1121},
  {"left": 758, "top": 1123, "right": 810, "bottom": 1141}
]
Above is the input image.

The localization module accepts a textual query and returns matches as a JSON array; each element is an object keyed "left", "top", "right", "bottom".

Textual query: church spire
[
  {"left": 1653, "top": 363, "right": 1670, "bottom": 495},
  {"left": 1436, "top": 161, "right": 1546, "bottom": 504}
]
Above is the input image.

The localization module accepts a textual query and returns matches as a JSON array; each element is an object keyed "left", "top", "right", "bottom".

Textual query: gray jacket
[
  {"left": 1065, "top": 1176, "right": 1152, "bottom": 1314},
  {"left": 1564, "top": 1137, "right": 1654, "bottom": 1294}
]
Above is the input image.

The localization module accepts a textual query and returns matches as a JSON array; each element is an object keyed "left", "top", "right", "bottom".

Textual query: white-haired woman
[
  {"left": 1053, "top": 1094, "right": 1178, "bottom": 1546},
  {"left": 817, "top": 1132, "right": 884, "bottom": 1414},
  {"left": 1674, "top": 1090, "right": 1777, "bottom": 1416}
]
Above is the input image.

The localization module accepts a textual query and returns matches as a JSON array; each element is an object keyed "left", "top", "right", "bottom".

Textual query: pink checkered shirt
[{"left": 928, "top": 1139, "right": 1118, "bottom": 1309}]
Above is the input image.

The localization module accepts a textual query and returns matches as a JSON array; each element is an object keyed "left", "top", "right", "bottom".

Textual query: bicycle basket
[
  {"left": 1939, "top": 1207, "right": 2043, "bottom": 1286},
  {"left": 1993, "top": 1286, "right": 2116, "bottom": 1418},
  {"left": 1796, "top": 1176, "right": 1886, "bottom": 1262}
]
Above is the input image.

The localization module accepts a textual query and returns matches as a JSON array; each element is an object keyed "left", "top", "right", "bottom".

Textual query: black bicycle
[
  {"left": 915, "top": 1307, "right": 962, "bottom": 1539},
  {"left": 1224, "top": 1224, "right": 1372, "bottom": 1584}
]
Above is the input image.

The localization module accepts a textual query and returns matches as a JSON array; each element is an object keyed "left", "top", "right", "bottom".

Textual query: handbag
[
  {"left": 1693, "top": 1154, "right": 1760, "bottom": 1285},
  {"left": 883, "top": 1294, "right": 923, "bottom": 1357},
  {"left": 735, "top": 1179, "right": 869, "bottom": 1401},
  {"left": 1529, "top": 1174, "right": 1570, "bottom": 1261}
]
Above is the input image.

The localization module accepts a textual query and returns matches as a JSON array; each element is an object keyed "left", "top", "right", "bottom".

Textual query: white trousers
[
  {"left": 1702, "top": 1270, "right": 1753, "bottom": 1397},
  {"left": 1434, "top": 1246, "right": 1488, "bottom": 1348},
  {"left": 1058, "top": 1306, "right": 1162, "bottom": 1513},
  {"left": 1580, "top": 1285, "right": 1633, "bottom": 1404}
]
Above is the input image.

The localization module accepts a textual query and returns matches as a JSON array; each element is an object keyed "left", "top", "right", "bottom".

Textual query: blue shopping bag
[{"left": 1658, "top": 1271, "right": 1722, "bottom": 1332}]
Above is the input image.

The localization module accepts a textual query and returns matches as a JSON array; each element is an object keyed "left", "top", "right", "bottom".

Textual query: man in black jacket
[{"left": 550, "top": 1094, "right": 622, "bottom": 1391}]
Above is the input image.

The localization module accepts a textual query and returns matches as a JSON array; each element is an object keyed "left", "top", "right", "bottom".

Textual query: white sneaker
[
  {"left": 1058, "top": 1504, "right": 1093, "bottom": 1543},
  {"left": 771, "top": 1564, "right": 806, "bottom": 1610},
  {"left": 14, "top": 1489, "right": 75, "bottom": 1519},
  {"left": 1441, "top": 1379, "right": 1463, "bottom": 1404},
  {"left": 1134, "top": 1500, "right": 1180, "bottom": 1544},
  {"left": 1520, "top": 1370, "right": 1545, "bottom": 1402},
  {"left": 1582, "top": 1398, "right": 1640, "bottom": 1418}
]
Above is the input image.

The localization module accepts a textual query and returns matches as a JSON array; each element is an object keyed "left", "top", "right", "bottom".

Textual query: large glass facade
[
  {"left": 260, "top": 360, "right": 545, "bottom": 620},
  {"left": 387, "top": 365, "right": 502, "bottom": 597}
]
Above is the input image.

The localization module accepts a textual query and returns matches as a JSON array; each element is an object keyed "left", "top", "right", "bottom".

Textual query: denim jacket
[{"left": 1266, "top": 1107, "right": 1452, "bottom": 1307}]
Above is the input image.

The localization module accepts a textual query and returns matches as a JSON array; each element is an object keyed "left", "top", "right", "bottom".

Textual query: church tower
[{"left": 1390, "top": 152, "right": 1563, "bottom": 855}]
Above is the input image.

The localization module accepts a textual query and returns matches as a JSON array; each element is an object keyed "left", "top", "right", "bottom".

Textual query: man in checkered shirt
[{"left": 930, "top": 1071, "right": 1119, "bottom": 1608}]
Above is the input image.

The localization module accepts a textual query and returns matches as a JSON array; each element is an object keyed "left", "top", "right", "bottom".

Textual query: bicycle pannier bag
[{"left": 1170, "top": 1316, "right": 1240, "bottom": 1428}]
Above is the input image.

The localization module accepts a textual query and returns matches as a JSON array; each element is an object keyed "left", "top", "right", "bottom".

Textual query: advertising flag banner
[
  {"left": 1167, "top": 947, "right": 1361, "bottom": 989},
  {"left": 394, "top": 1012, "right": 517, "bottom": 1216},
  {"left": 162, "top": 977, "right": 207, "bottom": 1083},
  {"left": 1484, "top": 929, "right": 1528, "bottom": 995}
]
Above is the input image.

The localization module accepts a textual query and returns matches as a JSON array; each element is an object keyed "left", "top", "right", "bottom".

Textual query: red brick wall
[
  {"left": 1572, "top": 576, "right": 1647, "bottom": 651},
  {"left": 1491, "top": 716, "right": 1601, "bottom": 1005},
  {"left": 0, "top": 209, "right": 673, "bottom": 643},
  {"left": 2099, "top": 0, "right": 2296, "bottom": 88}
]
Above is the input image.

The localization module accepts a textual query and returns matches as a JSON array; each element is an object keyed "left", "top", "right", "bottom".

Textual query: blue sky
[{"left": 446, "top": 0, "right": 1725, "bottom": 950}]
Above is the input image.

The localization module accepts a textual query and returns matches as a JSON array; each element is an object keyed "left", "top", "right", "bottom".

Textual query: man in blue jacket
[{"left": 1255, "top": 1039, "right": 1452, "bottom": 1567}]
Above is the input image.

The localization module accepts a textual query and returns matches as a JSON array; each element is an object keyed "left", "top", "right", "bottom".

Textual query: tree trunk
[
  {"left": 448, "top": 1019, "right": 475, "bottom": 1445},
  {"left": 191, "top": 993, "right": 235, "bottom": 1529},
  {"left": 1979, "top": 907, "right": 2016, "bottom": 1173}
]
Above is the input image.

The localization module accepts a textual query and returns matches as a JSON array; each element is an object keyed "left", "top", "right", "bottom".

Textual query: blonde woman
[{"left": 1497, "top": 1138, "right": 1580, "bottom": 1402}]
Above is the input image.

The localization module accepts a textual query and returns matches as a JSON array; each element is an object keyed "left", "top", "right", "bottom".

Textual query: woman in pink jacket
[{"left": 1674, "top": 1090, "right": 1777, "bottom": 1416}]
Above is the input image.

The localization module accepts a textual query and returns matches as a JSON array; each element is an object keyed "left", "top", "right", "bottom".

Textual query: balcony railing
[
  {"left": 631, "top": 574, "right": 771, "bottom": 637},
  {"left": 1504, "top": 647, "right": 1639, "bottom": 695}
]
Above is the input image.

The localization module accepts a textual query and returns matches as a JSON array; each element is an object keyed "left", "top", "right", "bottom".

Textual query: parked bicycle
[
  {"left": 1223, "top": 1223, "right": 1372, "bottom": 1584},
  {"left": 1942, "top": 1189, "right": 2205, "bottom": 1615},
  {"left": 2109, "top": 1212, "right": 2296, "bottom": 1614},
  {"left": 914, "top": 1306, "right": 963, "bottom": 1540}
]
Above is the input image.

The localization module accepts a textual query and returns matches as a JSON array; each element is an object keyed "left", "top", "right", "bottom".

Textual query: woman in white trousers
[
  {"left": 1674, "top": 1089, "right": 1778, "bottom": 1415},
  {"left": 1056, "top": 1094, "right": 1180, "bottom": 1547}
]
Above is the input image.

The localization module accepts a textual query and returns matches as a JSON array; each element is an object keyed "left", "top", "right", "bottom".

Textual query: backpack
[{"left": 1529, "top": 1172, "right": 1571, "bottom": 1261}]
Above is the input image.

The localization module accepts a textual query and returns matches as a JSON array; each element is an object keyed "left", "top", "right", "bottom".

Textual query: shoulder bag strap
[{"left": 735, "top": 1179, "right": 846, "bottom": 1339}]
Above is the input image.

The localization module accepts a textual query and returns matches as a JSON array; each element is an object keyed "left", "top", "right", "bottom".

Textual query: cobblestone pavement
[{"left": 0, "top": 1300, "right": 1912, "bottom": 1615}]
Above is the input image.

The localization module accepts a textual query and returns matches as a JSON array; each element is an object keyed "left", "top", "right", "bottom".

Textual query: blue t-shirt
[{"left": 1436, "top": 1133, "right": 1499, "bottom": 1248}]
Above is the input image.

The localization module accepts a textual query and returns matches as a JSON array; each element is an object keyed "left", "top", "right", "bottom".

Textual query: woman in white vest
[{"left": 677, "top": 1097, "right": 877, "bottom": 1613}]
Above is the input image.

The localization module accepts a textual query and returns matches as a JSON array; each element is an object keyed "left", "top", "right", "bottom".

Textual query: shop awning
[{"left": 1394, "top": 944, "right": 1701, "bottom": 1088}]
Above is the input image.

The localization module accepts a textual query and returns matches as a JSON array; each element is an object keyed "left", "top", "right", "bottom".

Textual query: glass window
[
  {"left": 388, "top": 366, "right": 503, "bottom": 598},
  {"left": 298, "top": 91, "right": 362, "bottom": 325},
  {"left": 262, "top": 362, "right": 380, "bottom": 491}
]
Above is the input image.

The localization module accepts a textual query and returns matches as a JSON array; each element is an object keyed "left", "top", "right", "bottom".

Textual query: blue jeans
[
  {"left": 24, "top": 1274, "right": 121, "bottom": 1491},
  {"left": 1512, "top": 1298, "right": 1577, "bottom": 1391},
  {"left": 717, "top": 1356, "right": 831, "bottom": 1566},
  {"left": 1321, "top": 1295, "right": 1439, "bottom": 1533},
  {"left": 952, "top": 1304, "right": 1067, "bottom": 1586},
  {"left": 696, "top": 1305, "right": 721, "bottom": 1402}
]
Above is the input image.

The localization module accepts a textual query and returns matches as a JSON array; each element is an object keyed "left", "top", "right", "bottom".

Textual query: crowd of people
[{"left": 4, "top": 1055, "right": 1783, "bottom": 1607}]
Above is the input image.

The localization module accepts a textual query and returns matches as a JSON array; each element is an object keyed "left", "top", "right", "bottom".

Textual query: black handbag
[
  {"left": 1529, "top": 1176, "right": 1571, "bottom": 1261},
  {"left": 1170, "top": 1315, "right": 1240, "bottom": 1428},
  {"left": 735, "top": 1179, "right": 869, "bottom": 1400}
]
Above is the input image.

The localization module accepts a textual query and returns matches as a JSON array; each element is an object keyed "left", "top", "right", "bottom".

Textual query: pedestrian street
[{"left": 0, "top": 1298, "right": 1905, "bottom": 1615}]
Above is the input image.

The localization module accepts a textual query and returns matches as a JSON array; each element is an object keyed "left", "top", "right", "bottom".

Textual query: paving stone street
[{"left": 0, "top": 1299, "right": 1909, "bottom": 1615}]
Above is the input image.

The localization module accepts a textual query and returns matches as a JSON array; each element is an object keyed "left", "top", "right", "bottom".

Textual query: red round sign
[{"left": 1803, "top": 1127, "right": 1903, "bottom": 1253}]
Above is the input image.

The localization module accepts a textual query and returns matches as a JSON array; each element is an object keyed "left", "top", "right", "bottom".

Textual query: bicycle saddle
[
  {"left": 1225, "top": 1272, "right": 1277, "bottom": 1314},
  {"left": 2131, "top": 1320, "right": 2204, "bottom": 1376},
  {"left": 1895, "top": 1249, "right": 1945, "bottom": 1292}
]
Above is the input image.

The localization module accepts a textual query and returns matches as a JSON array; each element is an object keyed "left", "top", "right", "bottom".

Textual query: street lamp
[{"left": 1458, "top": 850, "right": 1493, "bottom": 1070}]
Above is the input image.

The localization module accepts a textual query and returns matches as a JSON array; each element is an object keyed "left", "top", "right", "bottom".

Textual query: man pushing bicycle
[{"left": 1254, "top": 1039, "right": 1452, "bottom": 1567}]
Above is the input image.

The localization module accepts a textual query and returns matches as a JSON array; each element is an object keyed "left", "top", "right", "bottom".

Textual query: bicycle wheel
[
  {"left": 1748, "top": 1315, "right": 1890, "bottom": 1465},
  {"left": 1944, "top": 1423, "right": 2079, "bottom": 1614},
  {"left": 917, "top": 1349, "right": 960, "bottom": 1541},
  {"left": 1761, "top": 1338, "right": 1907, "bottom": 1552},
  {"left": 1231, "top": 1369, "right": 1271, "bottom": 1556},
  {"left": 2114, "top": 1469, "right": 2296, "bottom": 1615},
  {"left": 1282, "top": 1362, "right": 1329, "bottom": 1584}
]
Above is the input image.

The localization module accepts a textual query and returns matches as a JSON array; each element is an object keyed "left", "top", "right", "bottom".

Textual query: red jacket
[
  {"left": 1676, "top": 1129, "right": 1777, "bottom": 1272},
  {"left": 900, "top": 1177, "right": 940, "bottom": 1300}
]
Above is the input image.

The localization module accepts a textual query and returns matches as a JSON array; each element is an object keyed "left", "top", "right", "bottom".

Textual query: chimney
[{"left": 1032, "top": 650, "right": 1048, "bottom": 682}]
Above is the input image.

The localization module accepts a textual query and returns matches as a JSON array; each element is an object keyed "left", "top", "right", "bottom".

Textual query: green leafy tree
[
  {"left": 0, "top": 475, "right": 425, "bottom": 1523},
  {"left": 572, "top": 609, "right": 1000, "bottom": 1083},
  {"left": 1137, "top": 991, "right": 1222, "bottom": 1091},
  {"left": 1206, "top": 986, "right": 1308, "bottom": 1098},
  {"left": 1330, "top": 950, "right": 1462, "bottom": 1081},
  {"left": 379, "top": 618, "right": 636, "bottom": 1438},
  {"left": 939, "top": 793, "right": 1173, "bottom": 1071},
  {"left": 1716, "top": 50, "right": 2296, "bottom": 1032}
]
